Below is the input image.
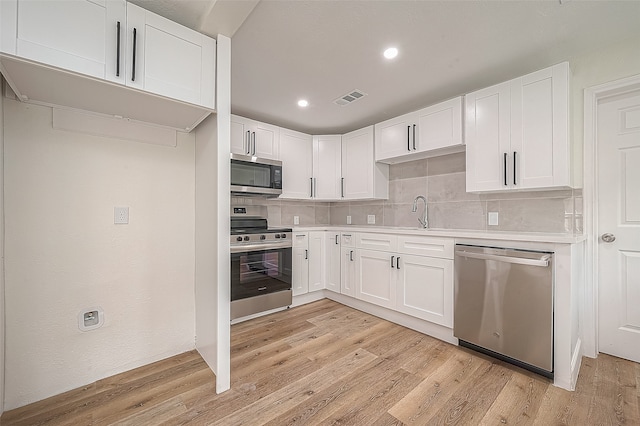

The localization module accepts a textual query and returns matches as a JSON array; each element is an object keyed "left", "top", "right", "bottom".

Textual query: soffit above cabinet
[{"left": 0, "top": 55, "right": 211, "bottom": 131}]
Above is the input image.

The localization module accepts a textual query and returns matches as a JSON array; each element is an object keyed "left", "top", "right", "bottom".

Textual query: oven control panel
[{"left": 230, "top": 232, "right": 292, "bottom": 245}]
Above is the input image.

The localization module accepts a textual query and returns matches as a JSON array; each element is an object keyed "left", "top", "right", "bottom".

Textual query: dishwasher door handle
[{"left": 455, "top": 250, "right": 550, "bottom": 267}]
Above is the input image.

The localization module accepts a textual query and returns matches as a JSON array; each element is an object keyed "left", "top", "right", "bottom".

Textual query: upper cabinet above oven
[{"left": 0, "top": 0, "right": 216, "bottom": 131}]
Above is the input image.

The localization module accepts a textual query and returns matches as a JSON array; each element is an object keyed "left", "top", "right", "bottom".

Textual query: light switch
[
  {"left": 114, "top": 207, "right": 129, "bottom": 224},
  {"left": 367, "top": 215, "right": 375, "bottom": 224},
  {"left": 293, "top": 215, "right": 300, "bottom": 225},
  {"left": 346, "top": 215, "right": 352, "bottom": 225}
]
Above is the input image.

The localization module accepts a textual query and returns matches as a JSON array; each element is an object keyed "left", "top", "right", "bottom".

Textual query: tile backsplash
[{"left": 232, "top": 152, "right": 582, "bottom": 234}]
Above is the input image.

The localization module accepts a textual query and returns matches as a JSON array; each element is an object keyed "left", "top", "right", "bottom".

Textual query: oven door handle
[{"left": 230, "top": 242, "right": 292, "bottom": 253}]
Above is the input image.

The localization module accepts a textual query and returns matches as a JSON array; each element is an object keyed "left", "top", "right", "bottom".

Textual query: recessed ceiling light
[
  {"left": 297, "top": 99, "right": 309, "bottom": 107},
  {"left": 383, "top": 47, "right": 398, "bottom": 59}
]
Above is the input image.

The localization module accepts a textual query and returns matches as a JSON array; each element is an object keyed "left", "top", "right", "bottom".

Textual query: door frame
[{"left": 583, "top": 73, "right": 640, "bottom": 358}]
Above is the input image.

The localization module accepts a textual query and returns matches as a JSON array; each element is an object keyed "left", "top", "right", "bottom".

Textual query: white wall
[{"left": 3, "top": 100, "right": 196, "bottom": 410}]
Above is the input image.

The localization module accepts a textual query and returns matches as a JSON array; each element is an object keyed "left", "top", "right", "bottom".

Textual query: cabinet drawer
[
  {"left": 357, "top": 233, "right": 397, "bottom": 251},
  {"left": 397, "top": 235, "right": 454, "bottom": 259},
  {"left": 341, "top": 233, "right": 355, "bottom": 248},
  {"left": 292, "top": 232, "right": 308, "bottom": 248}
]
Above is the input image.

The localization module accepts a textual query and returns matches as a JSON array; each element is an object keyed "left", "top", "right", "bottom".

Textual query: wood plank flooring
[{"left": 2, "top": 299, "right": 639, "bottom": 425}]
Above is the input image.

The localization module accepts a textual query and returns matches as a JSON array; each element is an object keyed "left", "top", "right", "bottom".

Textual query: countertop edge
[{"left": 290, "top": 226, "right": 586, "bottom": 244}]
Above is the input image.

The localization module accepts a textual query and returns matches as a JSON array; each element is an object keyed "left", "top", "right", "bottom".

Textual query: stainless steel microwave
[{"left": 230, "top": 153, "right": 282, "bottom": 197}]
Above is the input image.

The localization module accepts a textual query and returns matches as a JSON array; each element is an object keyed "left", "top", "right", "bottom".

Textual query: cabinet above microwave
[{"left": 0, "top": 0, "right": 216, "bottom": 132}]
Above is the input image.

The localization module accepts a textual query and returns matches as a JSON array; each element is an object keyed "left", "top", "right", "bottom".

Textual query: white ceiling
[{"left": 130, "top": 0, "right": 640, "bottom": 135}]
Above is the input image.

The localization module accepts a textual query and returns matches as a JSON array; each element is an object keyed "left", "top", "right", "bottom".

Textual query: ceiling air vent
[{"left": 334, "top": 89, "right": 367, "bottom": 106}]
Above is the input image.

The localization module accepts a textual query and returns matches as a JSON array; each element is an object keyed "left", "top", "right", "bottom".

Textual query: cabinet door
[
  {"left": 326, "top": 233, "right": 341, "bottom": 293},
  {"left": 356, "top": 249, "right": 396, "bottom": 309},
  {"left": 396, "top": 255, "right": 453, "bottom": 327},
  {"left": 341, "top": 247, "right": 356, "bottom": 297},
  {"left": 342, "top": 126, "right": 374, "bottom": 199},
  {"left": 4, "top": 0, "right": 125, "bottom": 79},
  {"left": 465, "top": 81, "right": 511, "bottom": 192},
  {"left": 292, "top": 246, "right": 309, "bottom": 296},
  {"left": 416, "top": 97, "right": 463, "bottom": 152},
  {"left": 126, "top": 3, "right": 215, "bottom": 110},
  {"left": 279, "top": 129, "right": 313, "bottom": 199},
  {"left": 313, "top": 135, "right": 342, "bottom": 199},
  {"left": 230, "top": 115, "right": 250, "bottom": 155},
  {"left": 252, "top": 122, "right": 280, "bottom": 160},
  {"left": 511, "top": 62, "right": 570, "bottom": 189},
  {"left": 308, "top": 231, "right": 325, "bottom": 292},
  {"left": 374, "top": 111, "right": 417, "bottom": 161}
]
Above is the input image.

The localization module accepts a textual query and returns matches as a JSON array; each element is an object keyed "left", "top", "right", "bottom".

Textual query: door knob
[{"left": 601, "top": 233, "right": 616, "bottom": 243}]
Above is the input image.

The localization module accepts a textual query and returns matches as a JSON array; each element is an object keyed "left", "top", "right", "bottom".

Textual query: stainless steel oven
[{"left": 230, "top": 211, "right": 292, "bottom": 320}]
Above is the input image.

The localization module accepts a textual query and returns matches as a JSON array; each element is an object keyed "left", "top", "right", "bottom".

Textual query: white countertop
[{"left": 291, "top": 225, "right": 586, "bottom": 244}]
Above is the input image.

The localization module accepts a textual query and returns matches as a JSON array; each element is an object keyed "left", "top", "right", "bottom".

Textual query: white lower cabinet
[
  {"left": 352, "top": 232, "right": 454, "bottom": 327},
  {"left": 308, "top": 231, "right": 325, "bottom": 293},
  {"left": 292, "top": 233, "right": 309, "bottom": 296},
  {"left": 395, "top": 254, "right": 453, "bottom": 327},
  {"left": 340, "top": 246, "right": 356, "bottom": 297},
  {"left": 355, "top": 249, "right": 397, "bottom": 310},
  {"left": 326, "top": 232, "right": 341, "bottom": 293}
]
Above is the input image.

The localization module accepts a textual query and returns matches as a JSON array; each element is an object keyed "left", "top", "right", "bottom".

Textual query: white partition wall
[{"left": 194, "top": 34, "right": 231, "bottom": 393}]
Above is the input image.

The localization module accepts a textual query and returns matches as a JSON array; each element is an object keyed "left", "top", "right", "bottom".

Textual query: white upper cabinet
[
  {"left": 1, "top": 0, "right": 125, "bottom": 79},
  {"left": 0, "top": 0, "right": 216, "bottom": 130},
  {"left": 375, "top": 97, "right": 463, "bottom": 164},
  {"left": 279, "top": 128, "right": 313, "bottom": 199},
  {"left": 465, "top": 62, "right": 572, "bottom": 192},
  {"left": 342, "top": 126, "right": 389, "bottom": 200},
  {"left": 231, "top": 115, "right": 280, "bottom": 159},
  {"left": 121, "top": 3, "right": 215, "bottom": 108},
  {"left": 312, "top": 135, "right": 342, "bottom": 200}
]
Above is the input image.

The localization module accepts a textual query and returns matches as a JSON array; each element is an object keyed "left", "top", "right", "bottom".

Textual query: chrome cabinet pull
[
  {"left": 396, "top": 257, "right": 401, "bottom": 269},
  {"left": 335, "top": 235, "right": 339, "bottom": 245},
  {"left": 246, "top": 131, "right": 251, "bottom": 154},
  {"left": 513, "top": 151, "right": 517, "bottom": 185},
  {"left": 310, "top": 177, "right": 313, "bottom": 197},
  {"left": 407, "top": 126, "right": 411, "bottom": 151},
  {"left": 391, "top": 255, "right": 395, "bottom": 268},
  {"left": 305, "top": 249, "right": 308, "bottom": 260},
  {"left": 252, "top": 132, "right": 256, "bottom": 155},
  {"left": 350, "top": 250, "right": 353, "bottom": 261},
  {"left": 341, "top": 177, "right": 345, "bottom": 198}
]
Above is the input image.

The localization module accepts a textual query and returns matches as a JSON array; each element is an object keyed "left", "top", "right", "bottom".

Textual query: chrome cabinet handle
[
  {"left": 350, "top": 250, "right": 353, "bottom": 261},
  {"left": 601, "top": 233, "right": 616, "bottom": 243},
  {"left": 407, "top": 126, "right": 411, "bottom": 151},
  {"left": 396, "top": 257, "right": 401, "bottom": 269},
  {"left": 513, "top": 151, "right": 517, "bottom": 185},
  {"left": 246, "top": 131, "right": 251, "bottom": 154},
  {"left": 412, "top": 125, "right": 416, "bottom": 150},
  {"left": 305, "top": 249, "right": 308, "bottom": 260},
  {"left": 503, "top": 153, "right": 508, "bottom": 186},
  {"left": 391, "top": 255, "right": 395, "bottom": 268},
  {"left": 335, "top": 235, "right": 339, "bottom": 245},
  {"left": 252, "top": 132, "right": 256, "bottom": 155},
  {"left": 310, "top": 177, "right": 313, "bottom": 197},
  {"left": 341, "top": 177, "right": 345, "bottom": 198}
]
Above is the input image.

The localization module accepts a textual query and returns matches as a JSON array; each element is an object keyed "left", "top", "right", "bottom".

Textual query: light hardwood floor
[{"left": 2, "top": 299, "right": 639, "bottom": 425}]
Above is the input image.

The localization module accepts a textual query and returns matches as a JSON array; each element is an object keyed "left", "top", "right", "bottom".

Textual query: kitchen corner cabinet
[
  {"left": 313, "top": 135, "right": 343, "bottom": 199},
  {"left": 292, "top": 233, "right": 310, "bottom": 296},
  {"left": 342, "top": 126, "right": 389, "bottom": 199},
  {"left": 375, "top": 97, "right": 463, "bottom": 164},
  {"left": 465, "top": 62, "right": 571, "bottom": 192},
  {"left": 231, "top": 115, "right": 280, "bottom": 159},
  {"left": 279, "top": 128, "right": 313, "bottom": 199}
]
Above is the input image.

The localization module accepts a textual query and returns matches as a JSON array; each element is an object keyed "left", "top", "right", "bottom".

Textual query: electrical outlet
[
  {"left": 114, "top": 207, "right": 129, "bottom": 224},
  {"left": 367, "top": 215, "right": 375, "bottom": 224},
  {"left": 488, "top": 211, "right": 499, "bottom": 226},
  {"left": 293, "top": 215, "right": 300, "bottom": 225},
  {"left": 346, "top": 215, "right": 352, "bottom": 225}
]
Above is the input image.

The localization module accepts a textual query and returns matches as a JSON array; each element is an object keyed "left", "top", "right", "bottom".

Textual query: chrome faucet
[{"left": 412, "top": 195, "right": 428, "bottom": 228}]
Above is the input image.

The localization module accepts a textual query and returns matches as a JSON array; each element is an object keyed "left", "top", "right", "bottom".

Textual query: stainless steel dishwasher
[{"left": 454, "top": 244, "right": 554, "bottom": 378}]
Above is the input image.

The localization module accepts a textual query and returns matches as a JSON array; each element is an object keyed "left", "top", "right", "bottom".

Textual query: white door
[
  {"left": 374, "top": 111, "right": 416, "bottom": 161},
  {"left": 415, "top": 97, "right": 463, "bottom": 152},
  {"left": 292, "top": 246, "right": 309, "bottom": 296},
  {"left": 230, "top": 115, "right": 250, "bottom": 155},
  {"left": 465, "top": 81, "right": 511, "bottom": 192},
  {"left": 341, "top": 247, "right": 356, "bottom": 297},
  {"left": 313, "top": 135, "right": 342, "bottom": 199},
  {"left": 356, "top": 249, "right": 396, "bottom": 309},
  {"left": 252, "top": 123, "right": 280, "bottom": 159},
  {"left": 279, "top": 129, "right": 313, "bottom": 199},
  {"left": 598, "top": 89, "right": 640, "bottom": 363},
  {"left": 342, "top": 126, "right": 374, "bottom": 199},
  {"left": 308, "top": 231, "right": 325, "bottom": 292},
  {"left": 326, "top": 233, "right": 341, "bottom": 293},
  {"left": 8, "top": 0, "right": 124, "bottom": 79}
]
